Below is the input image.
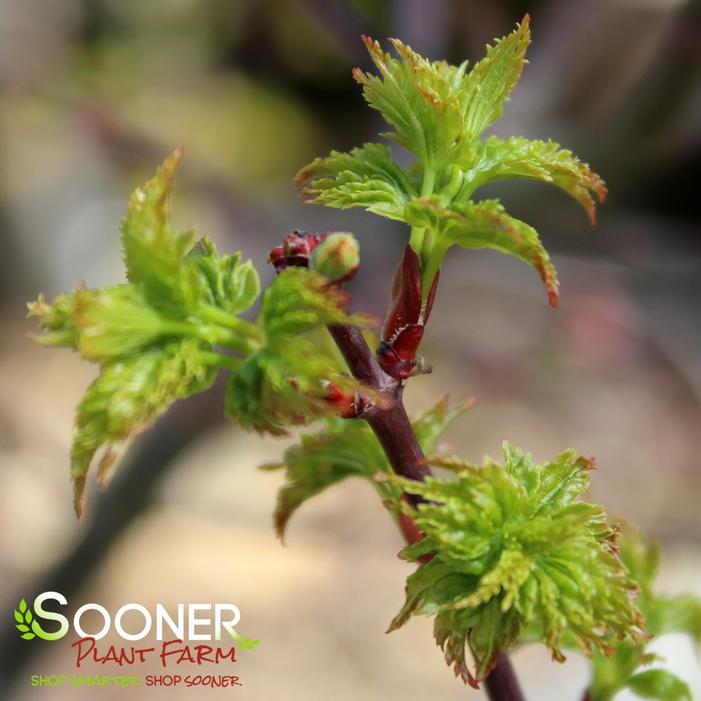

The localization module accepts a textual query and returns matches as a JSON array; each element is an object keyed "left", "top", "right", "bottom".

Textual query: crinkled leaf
[
  {"left": 225, "top": 336, "right": 359, "bottom": 436},
  {"left": 226, "top": 271, "right": 370, "bottom": 434},
  {"left": 296, "top": 143, "right": 414, "bottom": 221},
  {"left": 627, "top": 670, "right": 691, "bottom": 701},
  {"left": 27, "top": 292, "right": 79, "bottom": 349},
  {"left": 265, "top": 396, "right": 472, "bottom": 539},
  {"left": 353, "top": 38, "right": 465, "bottom": 167},
  {"left": 73, "top": 285, "right": 173, "bottom": 361},
  {"left": 261, "top": 268, "right": 370, "bottom": 340},
  {"left": 264, "top": 419, "right": 391, "bottom": 538},
  {"left": 71, "top": 338, "right": 216, "bottom": 517},
  {"left": 29, "top": 152, "right": 269, "bottom": 518},
  {"left": 120, "top": 148, "right": 201, "bottom": 315},
  {"left": 406, "top": 196, "right": 559, "bottom": 307},
  {"left": 351, "top": 18, "right": 529, "bottom": 168},
  {"left": 472, "top": 136, "right": 607, "bottom": 222},
  {"left": 187, "top": 238, "right": 260, "bottom": 314},
  {"left": 460, "top": 17, "right": 530, "bottom": 138},
  {"left": 299, "top": 20, "right": 606, "bottom": 309},
  {"left": 382, "top": 443, "right": 642, "bottom": 683}
]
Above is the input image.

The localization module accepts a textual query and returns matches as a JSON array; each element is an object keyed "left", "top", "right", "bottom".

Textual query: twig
[{"left": 327, "top": 321, "right": 525, "bottom": 701}]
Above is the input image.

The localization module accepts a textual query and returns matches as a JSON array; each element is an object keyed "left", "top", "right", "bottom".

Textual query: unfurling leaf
[
  {"left": 472, "top": 136, "right": 607, "bottom": 223},
  {"left": 226, "top": 269, "right": 372, "bottom": 435},
  {"left": 73, "top": 285, "right": 173, "bottom": 360},
  {"left": 382, "top": 444, "right": 643, "bottom": 685},
  {"left": 261, "top": 268, "right": 369, "bottom": 339},
  {"left": 264, "top": 395, "right": 473, "bottom": 539},
  {"left": 187, "top": 238, "right": 260, "bottom": 314},
  {"left": 121, "top": 147, "right": 201, "bottom": 316},
  {"left": 350, "top": 18, "right": 529, "bottom": 168},
  {"left": 27, "top": 292, "right": 79, "bottom": 349},
  {"left": 406, "top": 197, "right": 559, "bottom": 307},
  {"left": 28, "top": 151, "right": 267, "bottom": 515},
  {"left": 71, "top": 338, "right": 215, "bottom": 517},
  {"left": 459, "top": 16, "right": 531, "bottom": 139},
  {"left": 225, "top": 338, "right": 359, "bottom": 436},
  {"left": 298, "top": 17, "right": 605, "bottom": 306},
  {"left": 296, "top": 142, "right": 414, "bottom": 221}
]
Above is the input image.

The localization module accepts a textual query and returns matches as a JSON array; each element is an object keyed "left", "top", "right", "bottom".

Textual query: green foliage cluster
[
  {"left": 29, "top": 150, "right": 364, "bottom": 515},
  {"left": 377, "top": 444, "right": 644, "bottom": 684},
  {"left": 225, "top": 268, "right": 370, "bottom": 435},
  {"left": 584, "top": 528, "right": 701, "bottom": 701},
  {"left": 297, "top": 16, "right": 606, "bottom": 301},
  {"left": 264, "top": 395, "right": 473, "bottom": 538}
]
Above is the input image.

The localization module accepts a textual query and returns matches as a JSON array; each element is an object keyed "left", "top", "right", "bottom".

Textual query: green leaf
[
  {"left": 351, "top": 18, "right": 529, "bottom": 168},
  {"left": 263, "top": 419, "right": 390, "bottom": 538},
  {"left": 28, "top": 151, "right": 270, "bottom": 517},
  {"left": 19, "top": 599, "right": 27, "bottom": 614},
  {"left": 14, "top": 610, "right": 22, "bottom": 623},
  {"left": 471, "top": 136, "right": 607, "bottom": 223},
  {"left": 71, "top": 338, "right": 216, "bottom": 516},
  {"left": 16, "top": 624, "right": 29, "bottom": 633},
  {"left": 412, "top": 394, "right": 475, "bottom": 451},
  {"left": 120, "top": 148, "right": 201, "bottom": 316},
  {"left": 225, "top": 339, "right": 356, "bottom": 436},
  {"left": 405, "top": 197, "right": 559, "bottom": 307},
  {"left": 296, "top": 143, "right": 414, "bottom": 221},
  {"left": 261, "top": 268, "right": 370, "bottom": 340},
  {"left": 460, "top": 16, "right": 531, "bottom": 139},
  {"left": 25, "top": 610, "right": 33, "bottom": 624},
  {"left": 187, "top": 238, "right": 260, "bottom": 314},
  {"left": 627, "top": 669, "right": 691, "bottom": 701},
  {"left": 382, "top": 443, "right": 643, "bottom": 683},
  {"left": 21, "top": 633, "right": 35, "bottom": 640},
  {"left": 585, "top": 527, "right": 701, "bottom": 701},
  {"left": 27, "top": 292, "right": 79, "bottom": 349},
  {"left": 264, "top": 396, "right": 471, "bottom": 539},
  {"left": 226, "top": 269, "right": 370, "bottom": 435},
  {"left": 352, "top": 38, "right": 464, "bottom": 167},
  {"left": 73, "top": 285, "right": 174, "bottom": 361}
]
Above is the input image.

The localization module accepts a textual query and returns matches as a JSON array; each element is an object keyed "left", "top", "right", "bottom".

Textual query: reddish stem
[{"left": 327, "top": 320, "right": 525, "bottom": 701}]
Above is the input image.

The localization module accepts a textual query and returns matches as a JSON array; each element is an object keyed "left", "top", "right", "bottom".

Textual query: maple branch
[{"left": 327, "top": 320, "right": 525, "bottom": 701}]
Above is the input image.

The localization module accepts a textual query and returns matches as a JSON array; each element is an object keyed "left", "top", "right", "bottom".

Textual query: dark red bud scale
[
  {"left": 267, "top": 230, "right": 329, "bottom": 274},
  {"left": 382, "top": 245, "right": 422, "bottom": 342},
  {"left": 378, "top": 246, "right": 440, "bottom": 380}
]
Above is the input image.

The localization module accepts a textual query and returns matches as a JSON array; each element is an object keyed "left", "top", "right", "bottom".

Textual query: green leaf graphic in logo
[
  {"left": 14, "top": 599, "right": 35, "bottom": 640},
  {"left": 229, "top": 629, "right": 261, "bottom": 651}
]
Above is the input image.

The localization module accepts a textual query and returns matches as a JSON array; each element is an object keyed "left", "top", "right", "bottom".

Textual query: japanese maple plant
[{"left": 29, "top": 16, "right": 700, "bottom": 701}]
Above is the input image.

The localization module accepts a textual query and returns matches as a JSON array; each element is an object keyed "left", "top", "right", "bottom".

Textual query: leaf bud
[{"left": 309, "top": 232, "right": 360, "bottom": 283}]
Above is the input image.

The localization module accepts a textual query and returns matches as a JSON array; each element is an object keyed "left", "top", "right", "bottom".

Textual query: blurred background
[{"left": 0, "top": 0, "right": 700, "bottom": 699}]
